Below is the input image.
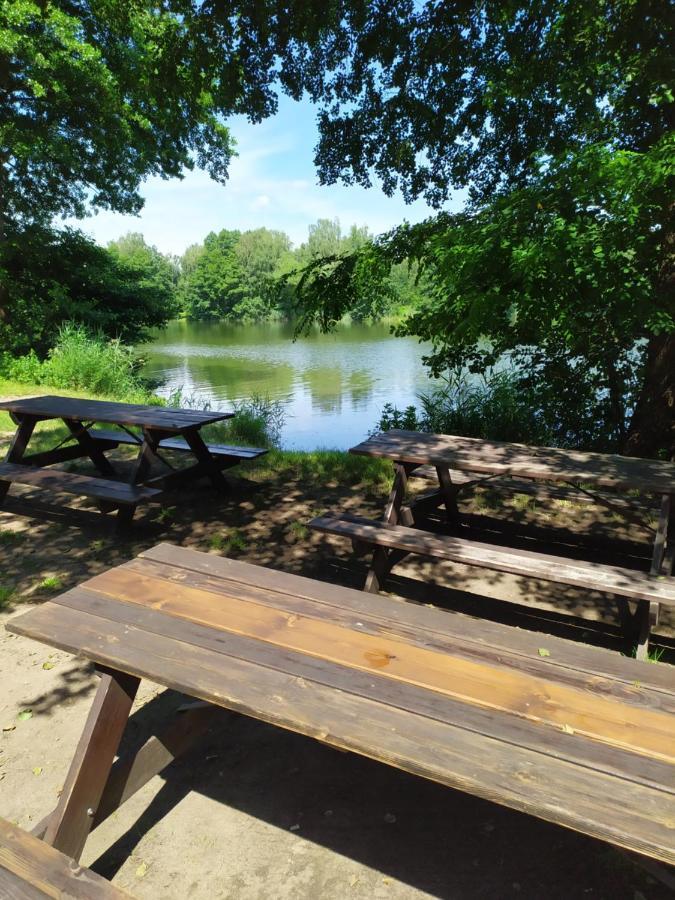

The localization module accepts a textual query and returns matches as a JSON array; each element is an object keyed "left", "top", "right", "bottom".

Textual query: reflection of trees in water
[
  {"left": 302, "top": 367, "right": 375, "bottom": 414},
  {"left": 179, "top": 356, "right": 296, "bottom": 402},
  {"left": 347, "top": 371, "right": 374, "bottom": 408}
]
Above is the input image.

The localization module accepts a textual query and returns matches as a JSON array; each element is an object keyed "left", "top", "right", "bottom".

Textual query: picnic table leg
[
  {"left": 364, "top": 462, "right": 412, "bottom": 593},
  {"left": 436, "top": 465, "right": 461, "bottom": 527},
  {"left": 43, "top": 668, "right": 139, "bottom": 861},
  {"left": 0, "top": 414, "right": 38, "bottom": 503},
  {"left": 182, "top": 427, "right": 229, "bottom": 492},
  {"left": 634, "top": 492, "right": 672, "bottom": 660},
  {"left": 63, "top": 419, "right": 117, "bottom": 477},
  {"left": 115, "top": 428, "right": 162, "bottom": 529}
]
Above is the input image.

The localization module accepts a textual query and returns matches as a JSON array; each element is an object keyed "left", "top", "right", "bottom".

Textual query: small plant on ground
[
  {"left": 0, "top": 528, "right": 25, "bottom": 545},
  {"left": 38, "top": 575, "right": 64, "bottom": 593},
  {"left": 156, "top": 506, "right": 176, "bottom": 524},
  {"left": 289, "top": 520, "right": 309, "bottom": 541},
  {"left": 0, "top": 586, "right": 14, "bottom": 609},
  {"left": 208, "top": 529, "right": 247, "bottom": 554}
]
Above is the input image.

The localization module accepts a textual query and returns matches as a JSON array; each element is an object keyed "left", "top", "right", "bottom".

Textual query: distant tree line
[
  {"left": 1, "top": 218, "right": 427, "bottom": 358},
  {"left": 176, "top": 217, "right": 429, "bottom": 323}
]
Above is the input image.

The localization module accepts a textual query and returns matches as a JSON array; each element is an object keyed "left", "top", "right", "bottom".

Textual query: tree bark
[{"left": 623, "top": 332, "right": 675, "bottom": 460}]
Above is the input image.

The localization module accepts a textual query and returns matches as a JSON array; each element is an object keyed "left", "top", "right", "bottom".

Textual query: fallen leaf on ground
[
  {"left": 32, "top": 767, "right": 42, "bottom": 776},
  {"left": 537, "top": 648, "right": 551, "bottom": 657},
  {"left": 561, "top": 724, "right": 575, "bottom": 734},
  {"left": 42, "top": 662, "right": 55, "bottom": 670},
  {"left": 17, "top": 710, "right": 32, "bottom": 721},
  {"left": 135, "top": 861, "right": 149, "bottom": 878}
]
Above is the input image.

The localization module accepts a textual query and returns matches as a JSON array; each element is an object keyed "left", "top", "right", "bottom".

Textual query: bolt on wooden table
[
  {"left": 0, "top": 395, "right": 240, "bottom": 526},
  {"left": 311, "top": 429, "right": 675, "bottom": 659},
  {"left": 4, "top": 543, "right": 675, "bottom": 878}
]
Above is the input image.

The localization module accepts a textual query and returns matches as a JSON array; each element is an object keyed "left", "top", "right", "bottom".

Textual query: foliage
[
  {"left": 376, "top": 372, "right": 559, "bottom": 446},
  {"left": 1, "top": 0, "right": 241, "bottom": 230},
  {"left": 4, "top": 323, "right": 152, "bottom": 400},
  {"left": 178, "top": 230, "right": 243, "bottom": 320},
  {"left": 1, "top": 224, "right": 178, "bottom": 356},
  {"left": 108, "top": 232, "right": 179, "bottom": 305},
  {"left": 287, "top": 2, "right": 674, "bottom": 455},
  {"left": 168, "top": 389, "right": 285, "bottom": 449},
  {"left": 177, "top": 220, "right": 423, "bottom": 324}
]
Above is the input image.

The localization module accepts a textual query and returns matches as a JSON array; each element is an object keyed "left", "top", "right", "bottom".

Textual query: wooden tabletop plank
[
  {"left": 6, "top": 602, "right": 674, "bottom": 863},
  {"left": 81, "top": 566, "right": 675, "bottom": 761},
  {"left": 46, "top": 586, "right": 675, "bottom": 796},
  {"left": 0, "top": 817, "right": 132, "bottom": 898},
  {"left": 351, "top": 430, "right": 675, "bottom": 494},
  {"left": 140, "top": 544, "right": 675, "bottom": 695},
  {"left": 128, "top": 555, "right": 675, "bottom": 716},
  {"left": 0, "top": 396, "right": 233, "bottom": 431}
]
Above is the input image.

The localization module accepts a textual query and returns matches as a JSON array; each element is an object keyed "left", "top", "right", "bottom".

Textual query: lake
[{"left": 142, "top": 319, "right": 437, "bottom": 450}]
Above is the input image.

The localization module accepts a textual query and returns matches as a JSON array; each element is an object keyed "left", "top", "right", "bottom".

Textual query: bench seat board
[
  {"left": 90, "top": 429, "right": 267, "bottom": 460},
  {"left": 0, "top": 463, "right": 161, "bottom": 504},
  {"left": 7, "top": 546, "right": 675, "bottom": 864},
  {"left": 310, "top": 514, "right": 675, "bottom": 607},
  {"left": 0, "top": 817, "right": 132, "bottom": 898}
]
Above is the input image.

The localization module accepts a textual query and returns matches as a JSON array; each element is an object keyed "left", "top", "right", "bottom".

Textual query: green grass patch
[
  {"left": 0, "top": 586, "right": 14, "bottom": 609},
  {"left": 249, "top": 449, "right": 393, "bottom": 491},
  {"left": 37, "top": 575, "right": 64, "bottom": 593},
  {"left": 0, "top": 528, "right": 26, "bottom": 545},
  {"left": 208, "top": 529, "right": 247, "bottom": 554}
]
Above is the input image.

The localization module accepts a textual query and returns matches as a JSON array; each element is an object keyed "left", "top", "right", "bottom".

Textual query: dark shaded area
[{"left": 86, "top": 693, "right": 671, "bottom": 900}]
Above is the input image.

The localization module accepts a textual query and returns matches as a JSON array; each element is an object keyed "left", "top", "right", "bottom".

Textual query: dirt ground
[{"left": 0, "top": 447, "right": 673, "bottom": 899}]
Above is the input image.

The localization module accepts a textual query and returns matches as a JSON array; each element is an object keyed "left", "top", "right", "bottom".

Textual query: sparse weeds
[
  {"left": 208, "top": 529, "right": 247, "bottom": 554},
  {"left": 38, "top": 575, "right": 64, "bottom": 593}
]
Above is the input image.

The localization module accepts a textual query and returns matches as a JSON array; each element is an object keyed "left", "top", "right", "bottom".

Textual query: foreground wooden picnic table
[
  {"left": 311, "top": 430, "right": 675, "bottom": 659},
  {"left": 4, "top": 543, "right": 674, "bottom": 883},
  {"left": 0, "top": 395, "right": 266, "bottom": 527}
]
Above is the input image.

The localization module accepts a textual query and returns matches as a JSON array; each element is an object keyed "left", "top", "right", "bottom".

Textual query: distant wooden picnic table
[
  {"left": 4, "top": 543, "right": 674, "bottom": 890},
  {"left": 311, "top": 430, "right": 675, "bottom": 658},
  {"left": 0, "top": 395, "right": 266, "bottom": 527}
]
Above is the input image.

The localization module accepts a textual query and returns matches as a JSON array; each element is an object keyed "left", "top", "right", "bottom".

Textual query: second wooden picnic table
[
  {"left": 0, "top": 395, "right": 266, "bottom": 527},
  {"left": 311, "top": 429, "right": 675, "bottom": 659}
]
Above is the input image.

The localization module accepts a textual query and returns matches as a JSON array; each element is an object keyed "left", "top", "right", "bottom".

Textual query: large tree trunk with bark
[{"left": 623, "top": 332, "right": 675, "bottom": 460}]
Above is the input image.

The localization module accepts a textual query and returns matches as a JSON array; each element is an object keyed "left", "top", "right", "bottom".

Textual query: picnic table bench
[
  {"left": 4, "top": 543, "right": 674, "bottom": 888},
  {"left": 311, "top": 430, "right": 675, "bottom": 658},
  {"left": 0, "top": 817, "right": 133, "bottom": 898},
  {"left": 0, "top": 395, "right": 267, "bottom": 527}
]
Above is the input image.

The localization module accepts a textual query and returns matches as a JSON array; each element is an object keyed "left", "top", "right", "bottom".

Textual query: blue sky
[{"left": 68, "top": 95, "right": 461, "bottom": 255}]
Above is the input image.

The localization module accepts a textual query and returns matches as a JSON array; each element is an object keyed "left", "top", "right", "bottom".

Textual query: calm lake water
[{"left": 142, "top": 320, "right": 437, "bottom": 450}]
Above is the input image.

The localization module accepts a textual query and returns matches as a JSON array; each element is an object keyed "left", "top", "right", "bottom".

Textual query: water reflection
[{"left": 142, "top": 320, "right": 436, "bottom": 449}]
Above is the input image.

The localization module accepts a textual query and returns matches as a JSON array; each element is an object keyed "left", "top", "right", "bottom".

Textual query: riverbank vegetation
[{"left": 2, "top": 2, "right": 671, "bottom": 459}]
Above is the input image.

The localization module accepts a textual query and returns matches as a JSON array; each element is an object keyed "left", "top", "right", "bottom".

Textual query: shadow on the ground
[{"left": 86, "top": 692, "right": 669, "bottom": 900}]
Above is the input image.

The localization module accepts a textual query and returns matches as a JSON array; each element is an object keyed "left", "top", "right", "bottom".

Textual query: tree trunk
[{"left": 623, "top": 332, "right": 675, "bottom": 460}]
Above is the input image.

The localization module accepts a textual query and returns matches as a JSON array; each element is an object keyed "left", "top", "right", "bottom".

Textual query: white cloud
[
  {"left": 251, "top": 194, "right": 271, "bottom": 210},
  {"left": 64, "top": 96, "right": 463, "bottom": 254}
]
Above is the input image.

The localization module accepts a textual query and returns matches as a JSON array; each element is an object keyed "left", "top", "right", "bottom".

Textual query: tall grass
[
  {"left": 167, "top": 389, "right": 286, "bottom": 448},
  {"left": 3, "top": 324, "right": 153, "bottom": 401},
  {"left": 376, "top": 371, "right": 556, "bottom": 445}
]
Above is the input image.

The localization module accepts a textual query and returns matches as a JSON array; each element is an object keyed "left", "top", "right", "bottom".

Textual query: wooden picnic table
[
  {"left": 311, "top": 430, "right": 675, "bottom": 658},
  {"left": 0, "top": 395, "right": 265, "bottom": 527},
  {"left": 4, "top": 544, "right": 674, "bottom": 883}
]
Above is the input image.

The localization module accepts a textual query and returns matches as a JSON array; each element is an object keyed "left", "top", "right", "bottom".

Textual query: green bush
[
  {"left": 376, "top": 371, "right": 557, "bottom": 445},
  {"left": 169, "top": 390, "right": 286, "bottom": 449},
  {"left": 5, "top": 324, "right": 152, "bottom": 401}
]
